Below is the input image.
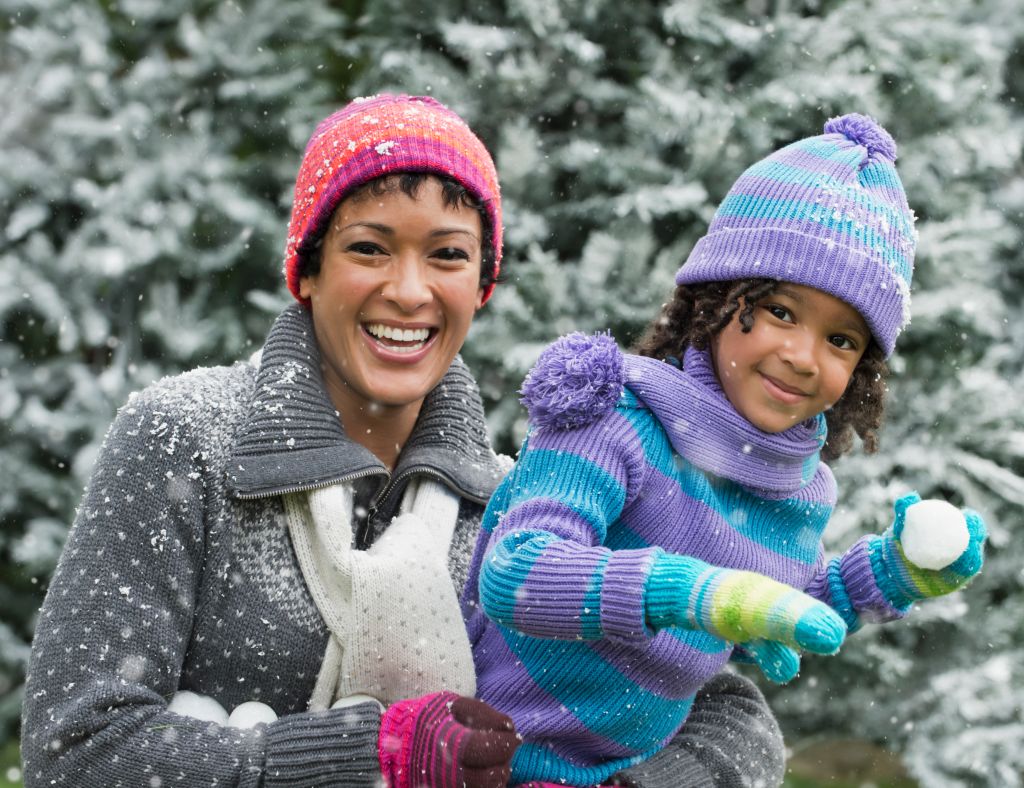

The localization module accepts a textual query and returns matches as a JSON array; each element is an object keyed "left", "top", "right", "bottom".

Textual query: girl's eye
[
  {"left": 829, "top": 334, "right": 857, "bottom": 351},
  {"left": 765, "top": 304, "right": 793, "bottom": 322}
]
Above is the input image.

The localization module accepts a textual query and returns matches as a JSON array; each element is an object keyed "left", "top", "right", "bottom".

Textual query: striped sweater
[{"left": 464, "top": 334, "right": 906, "bottom": 785}]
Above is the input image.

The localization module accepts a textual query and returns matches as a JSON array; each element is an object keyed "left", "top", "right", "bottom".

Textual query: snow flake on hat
[{"left": 375, "top": 141, "right": 397, "bottom": 156}]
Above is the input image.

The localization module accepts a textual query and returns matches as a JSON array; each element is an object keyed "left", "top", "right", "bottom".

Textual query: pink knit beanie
[{"left": 284, "top": 94, "right": 503, "bottom": 305}]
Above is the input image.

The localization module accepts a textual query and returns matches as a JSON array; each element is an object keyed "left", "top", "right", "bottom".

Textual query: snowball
[
  {"left": 331, "top": 694, "right": 385, "bottom": 712},
  {"left": 227, "top": 701, "right": 278, "bottom": 728},
  {"left": 167, "top": 690, "right": 228, "bottom": 725},
  {"left": 901, "top": 499, "right": 969, "bottom": 570}
]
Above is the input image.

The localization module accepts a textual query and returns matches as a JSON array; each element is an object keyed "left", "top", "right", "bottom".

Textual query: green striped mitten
[{"left": 646, "top": 551, "right": 847, "bottom": 657}]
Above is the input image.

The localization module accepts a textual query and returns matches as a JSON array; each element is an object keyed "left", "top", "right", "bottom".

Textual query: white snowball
[
  {"left": 167, "top": 690, "right": 228, "bottom": 725},
  {"left": 901, "top": 499, "right": 969, "bottom": 570},
  {"left": 227, "top": 701, "right": 278, "bottom": 728},
  {"left": 331, "top": 694, "right": 385, "bottom": 712}
]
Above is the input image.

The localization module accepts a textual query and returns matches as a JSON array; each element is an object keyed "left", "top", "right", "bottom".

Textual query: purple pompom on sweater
[
  {"left": 519, "top": 332, "right": 624, "bottom": 430},
  {"left": 824, "top": 113, "right": 897, "bottom": 162}
]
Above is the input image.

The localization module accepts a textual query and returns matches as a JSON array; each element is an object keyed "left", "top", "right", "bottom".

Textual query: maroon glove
[{"left": 379, "top": 691, "right": 520, "bottom": 788}]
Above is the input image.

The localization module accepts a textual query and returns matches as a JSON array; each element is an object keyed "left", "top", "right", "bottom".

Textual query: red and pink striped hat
[{"left": 284, "top": 94, "right": 503, "bottom": 305}]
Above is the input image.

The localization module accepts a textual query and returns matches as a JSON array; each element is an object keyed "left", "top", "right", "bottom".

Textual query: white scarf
[{"left": 284, "top": 478, "right": 477, "bottom": 710}]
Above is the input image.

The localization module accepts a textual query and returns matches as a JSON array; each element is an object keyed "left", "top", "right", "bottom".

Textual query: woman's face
[{"left": 299, "top": 177, "right": 484, "bottom": 419}]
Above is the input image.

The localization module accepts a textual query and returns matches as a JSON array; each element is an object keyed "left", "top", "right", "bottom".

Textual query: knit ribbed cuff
[
  {"left": 264, "top": 702, "right": 381, "bottom": 787},
  {"left": 378, "top": 693, "right": 438, "bottom": 788},
  {"left": 599, "top": 548, "right": 662, "bottom": 641},
  {"left": 856, "top": 535, "right": 915, "bottom": 619},
  {"left": 644, "top": 551, "right": 709, "bottom": 633}
]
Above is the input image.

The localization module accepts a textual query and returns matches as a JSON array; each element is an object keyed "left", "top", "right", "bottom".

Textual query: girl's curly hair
[{"left": 631, "top": 278, "right": 888, "bottom": 463}]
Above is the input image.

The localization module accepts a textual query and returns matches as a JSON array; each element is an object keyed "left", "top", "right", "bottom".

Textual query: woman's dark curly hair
[
  {"left": 298, "top": 172, "right": 499, "bottom": 291},
  {"left": 631, "top": 278, "right": 888, "bottom": 463}
]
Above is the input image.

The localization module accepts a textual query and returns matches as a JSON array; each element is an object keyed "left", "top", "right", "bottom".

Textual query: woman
[{"left": 21, "top": 94, "right": 786, "bottom": 787}]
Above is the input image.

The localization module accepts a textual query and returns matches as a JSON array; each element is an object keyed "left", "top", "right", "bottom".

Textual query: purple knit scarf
[{"left": 622, "top": 348, "right": 827, "bottom": 495}]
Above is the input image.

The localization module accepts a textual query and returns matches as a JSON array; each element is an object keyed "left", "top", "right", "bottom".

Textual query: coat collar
[{"left": 226, "top": 304, "right": 505, "bottom": 505}]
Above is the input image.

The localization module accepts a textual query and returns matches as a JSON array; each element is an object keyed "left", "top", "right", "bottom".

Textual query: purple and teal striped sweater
[{"left": 464, "top": 334, "right": 906, "bottom": 785}]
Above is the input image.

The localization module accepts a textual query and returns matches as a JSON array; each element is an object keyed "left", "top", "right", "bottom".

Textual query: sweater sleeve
[
  {"left": 611, "top": 672, "right": 786, "bottom": 788},
  {"left": 20, "top": 386, "right": 382, "bottom": 788},
  {"left": 804, "top": 538, "right": 911, "bottom": 633},
  {"left": 477, "top": 408, "right": 660, "bottom": 643}
]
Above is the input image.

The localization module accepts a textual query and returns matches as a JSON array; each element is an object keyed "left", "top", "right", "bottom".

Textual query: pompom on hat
[
  {"left": 675, "top": 113, "right": 916, "bottom": 356},
  {"left": 284, "top": 94, "right": 503, "bottom": 305}
]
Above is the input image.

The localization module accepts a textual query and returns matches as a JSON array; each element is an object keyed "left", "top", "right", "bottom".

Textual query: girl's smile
[{"left": 712, "top": 283, "right": 870, "bottom": 433}]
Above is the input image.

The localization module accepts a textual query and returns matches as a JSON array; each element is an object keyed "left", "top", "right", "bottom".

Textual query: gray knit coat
[{"left": 21, "top": 304, "right": 785, "bottom": 787}]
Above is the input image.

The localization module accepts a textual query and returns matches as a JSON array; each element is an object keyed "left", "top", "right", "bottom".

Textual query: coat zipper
[{"left": 231, "top": 465, "right": 388, "bottom": 501}]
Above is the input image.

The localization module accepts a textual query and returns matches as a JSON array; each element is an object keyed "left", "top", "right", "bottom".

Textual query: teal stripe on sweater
[
  {"left": 479, "top": 468, "right": 515, "bottom": 534},
  {"left": 616, "top": 403, "right": 826, "bottom": 564},
  {"left": 512, "top": 741, "right": 654, "bottom": 786},
  {"left": 581, "top": 554, "right": 609, "bottom": 639},
  {"left": 604, "top": 522, "right": 650, "bottom": 550},
  {"left": 504, "top": 447, "right": 627, "bottom": 544},
  {"left": 512, "top": 740, "right": 656, "bottom": 786},
  {"left": 500, "top": 626, "right": 696, "bottom": 753},
  {"left": 664, "top": 626, "right": 730, "bottom": 654},
  {"left": 480, "top": 530, "right": 564, "bottom": 626}
]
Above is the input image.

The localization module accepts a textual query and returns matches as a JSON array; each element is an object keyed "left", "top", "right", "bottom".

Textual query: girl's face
[
  {"left": 712, "top": 283, "right": 870, "bottom": 433},
  {"left": 299, "top": 177, "right": 484, "bottom": 419}
]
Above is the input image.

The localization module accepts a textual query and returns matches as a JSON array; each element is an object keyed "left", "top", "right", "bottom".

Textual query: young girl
[{"left": 464, "top": 114, "right": 987, "bottom": 787}]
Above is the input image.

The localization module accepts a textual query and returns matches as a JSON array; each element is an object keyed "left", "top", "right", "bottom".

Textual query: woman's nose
[{"left": 380, "top": 255, "right": 432, "bottom": 311}]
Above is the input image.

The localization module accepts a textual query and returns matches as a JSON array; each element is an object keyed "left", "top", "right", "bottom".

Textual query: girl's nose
[{"left": 780, "top": 330, "right": 819, "bottom": 374}]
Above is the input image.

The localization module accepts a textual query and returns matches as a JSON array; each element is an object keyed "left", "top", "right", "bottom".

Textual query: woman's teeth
[{"left": 365, "top": 323, "right": 431, "bottom": 352}]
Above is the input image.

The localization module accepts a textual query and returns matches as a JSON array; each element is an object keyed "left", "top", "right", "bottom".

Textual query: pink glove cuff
[{"left": 378, "top": 693, "right": 441, "bottom": 788}]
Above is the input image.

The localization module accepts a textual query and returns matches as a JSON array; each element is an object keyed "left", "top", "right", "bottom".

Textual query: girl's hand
[
  {"left": 647, "top": 553, "right": 847, "bottom": 656},
  {"left": 731, "top": 638, "right": 803, "bottom": 684},
  {"left": 872, "top": 492, "right": 987, "bottom": 608}
]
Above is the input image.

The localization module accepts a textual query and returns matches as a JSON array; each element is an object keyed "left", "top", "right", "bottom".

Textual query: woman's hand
[{"left": 379, "top": 691, "right": 520, "bottom": 788}]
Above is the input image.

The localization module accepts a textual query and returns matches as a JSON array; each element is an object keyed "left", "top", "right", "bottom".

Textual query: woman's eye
[
  {"left": 830, "top": 335, "right": 857, "bottom": 351},
  {"left": 347, "top": 242, "right": 384, "bottom": 256},
  {"left": 765, "top": 304, "right": 793, "bottom": 322},
  {"left": 433, "top": 247, "right": 470, "bottom": 263}
]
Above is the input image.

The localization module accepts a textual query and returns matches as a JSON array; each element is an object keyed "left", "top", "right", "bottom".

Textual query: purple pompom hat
[{"left": 676, "top": 113, "right": 917, "bottom": 357}]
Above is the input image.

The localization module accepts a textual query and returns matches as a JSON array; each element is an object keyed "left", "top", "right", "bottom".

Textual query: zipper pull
[{"left": 356, "top": 504, "right": 377, "bottom": 550}]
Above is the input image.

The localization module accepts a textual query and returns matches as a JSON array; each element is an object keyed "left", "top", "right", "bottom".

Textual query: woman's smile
[{"left": 361, "top": 321, "right": 439, "bottom": 359}]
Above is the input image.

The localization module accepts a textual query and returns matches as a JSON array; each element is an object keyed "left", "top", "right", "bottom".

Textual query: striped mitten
[
  {"left": 379, "top": 691, "right": 520, "bottom": 788},
  {"left": 646, "top": 552, "right": 846, "bottom": 655},
  {"left": 869, "top": 492, "right": 987, "bottom": 609}
]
